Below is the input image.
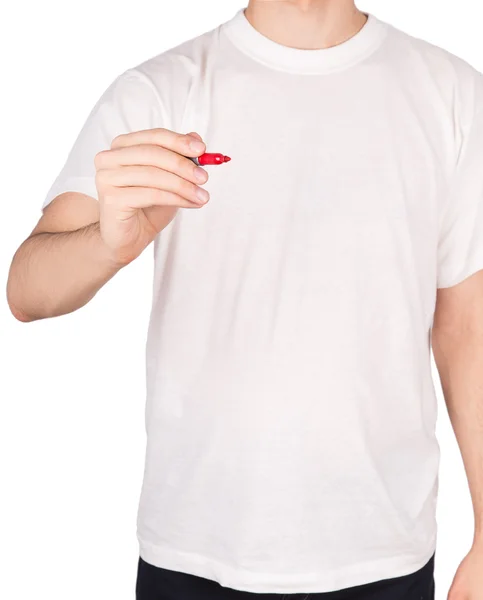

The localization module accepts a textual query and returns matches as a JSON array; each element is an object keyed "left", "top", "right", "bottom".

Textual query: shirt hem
[
  {"left": 437, "top": 256, "right": 483, "bottom": 289},
  {"left": 137, "top": 536, "right": 437, "bottom": 594},
  {"left": 42, "top": 176, "right": 98, "bottom": 210}
]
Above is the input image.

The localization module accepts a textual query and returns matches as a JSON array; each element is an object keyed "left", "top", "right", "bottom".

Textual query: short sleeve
[
  {"left": 437, "top": 106, "right": 483, "bottom": 288},
  {"left": 42, "top": 70, "right": 165, "bottom": 209}
]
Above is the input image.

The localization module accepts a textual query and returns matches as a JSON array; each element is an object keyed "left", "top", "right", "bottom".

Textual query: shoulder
[
  {"left": 385, "top": 23, "right": 483, "bottom": 118},
  {"left": 91, "top": 25, "right": 223, "bottom": 131},
  {"left": 104, "top": 25, "right": 223, "bottom": 129},
  {"left": 125, "top": 26, "right": 222, "bottom": 92}
]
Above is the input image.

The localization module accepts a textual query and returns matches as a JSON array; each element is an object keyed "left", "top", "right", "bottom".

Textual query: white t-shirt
[{"left": 44, "top": 11, "right": 483, "bottom": 594}]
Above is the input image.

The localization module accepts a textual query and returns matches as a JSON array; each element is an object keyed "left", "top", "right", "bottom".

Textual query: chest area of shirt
[{"left": 180, "top": 70, "right": 449, "bottom": 238}]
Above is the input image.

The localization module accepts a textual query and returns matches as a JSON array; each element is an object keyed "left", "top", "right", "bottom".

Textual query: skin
[
  {"left": 245, "top": 0, "right": 367, "bottom": 50},
  {"left": 6, "top": 1, "right": 483, "bottom": 597},
  {"left": 6, "top": 129, "right": 210, "bottom": 321},
  {"left": 433, "top": 274, "right": 483, "bottom": 600}
]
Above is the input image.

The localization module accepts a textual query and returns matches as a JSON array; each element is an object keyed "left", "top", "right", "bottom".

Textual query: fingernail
[
  {"left": 194, "top": 167, "right": 208, "bottom": 183},
  {"left": 196, "top": 188, "right": 210, "bottom": 203},
  {"left": 190, "top": 140, "right": 205, "bottom": 153}
]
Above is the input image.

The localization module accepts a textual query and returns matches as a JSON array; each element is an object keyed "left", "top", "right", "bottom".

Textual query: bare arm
[
  {"left": 7, "top": 129, "right": 209, "bottom": 322},
  {"left": 7, "top": 194, "right": 119, "bottom": 321},
  {"left": 432, "top": 271, "right": 483, "bottom": 599}
]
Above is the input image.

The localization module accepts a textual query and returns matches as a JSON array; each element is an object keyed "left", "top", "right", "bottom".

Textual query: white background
[{"left": 1, "top": 1, "right": 481, "bottom": 598}]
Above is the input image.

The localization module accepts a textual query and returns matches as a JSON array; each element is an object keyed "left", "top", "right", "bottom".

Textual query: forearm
[
  {"left": 433, "top": 326, "right": 483, "bottom": 545},
  {"left": 7, "top": 222, "right": 121, "bottom": 321}
]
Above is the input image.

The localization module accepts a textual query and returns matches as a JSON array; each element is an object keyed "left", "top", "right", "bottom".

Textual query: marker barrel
[{"left": 191, "top": 153, "right": 231, "bottom": 166}]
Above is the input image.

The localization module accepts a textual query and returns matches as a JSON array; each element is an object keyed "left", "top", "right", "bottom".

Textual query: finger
[
  {"left": 105, "top": 186, "right": 207, "bottom": 210},
  {"left": 96, "top": 166, "right": 210, "bottom": 205},
  {"left": 111, "top": 128, "right": 206, "bottom": 157},
  {"left": 95, "top": 145, "right": 209, "bottom": 185},
  {"left": 186, "top": 131, "right": 203, "bottom": 142}
]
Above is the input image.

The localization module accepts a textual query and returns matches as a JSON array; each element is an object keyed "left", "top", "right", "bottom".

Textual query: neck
[{"left": 245, "top": 0, "right": 366, "bottom": 50}]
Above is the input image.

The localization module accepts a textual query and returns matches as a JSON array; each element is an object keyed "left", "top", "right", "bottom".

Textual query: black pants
[{"left": 136, "top": 555, "right": 435, "bottom": 600}]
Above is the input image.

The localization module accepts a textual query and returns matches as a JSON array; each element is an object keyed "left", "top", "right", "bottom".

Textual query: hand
[
  {"left": 95, "top": 129, "right": 209, "bottom": 266},
  {"left": 449, "top": 544, "right": 483, "bottom": 599}
]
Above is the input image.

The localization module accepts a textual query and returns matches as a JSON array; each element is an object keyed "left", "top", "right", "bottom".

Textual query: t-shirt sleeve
[
  {"left": 42, "top": 70, "right": 165, "bottom": 209},
  {"left": 437, "top": 105, "right": 483, "bottom": 288}
]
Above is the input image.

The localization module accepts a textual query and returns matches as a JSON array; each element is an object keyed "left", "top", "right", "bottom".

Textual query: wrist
[
  {"left": 472, "top": 528, "right": 483, "bottom": 553},
  {"left": 95, "top": 222, "right": 134, "bottom": 271}
]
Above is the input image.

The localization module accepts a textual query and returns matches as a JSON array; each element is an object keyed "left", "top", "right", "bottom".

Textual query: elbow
[
  {"left": 6, "top": 278, "right": 37, "bottom": 323},
  {"left": 6, "top": 292, "right": 37, "bottom": 323},
  {"left": 9, "top": 302, "right": 36, "bottom": 323}
]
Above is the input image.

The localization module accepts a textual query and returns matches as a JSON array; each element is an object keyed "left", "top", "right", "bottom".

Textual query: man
[{"left": 7, "top": 0, "right": 483, "bottom": 598}]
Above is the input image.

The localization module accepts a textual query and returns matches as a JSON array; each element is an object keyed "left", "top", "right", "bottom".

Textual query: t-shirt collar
[{"left": 222, "top": 9, "right": 389, "bottom": 75}]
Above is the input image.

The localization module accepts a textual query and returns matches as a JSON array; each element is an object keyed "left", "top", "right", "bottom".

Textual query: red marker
[{"left": 192, "top": 153, "right": 231, "bottom": 166}]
